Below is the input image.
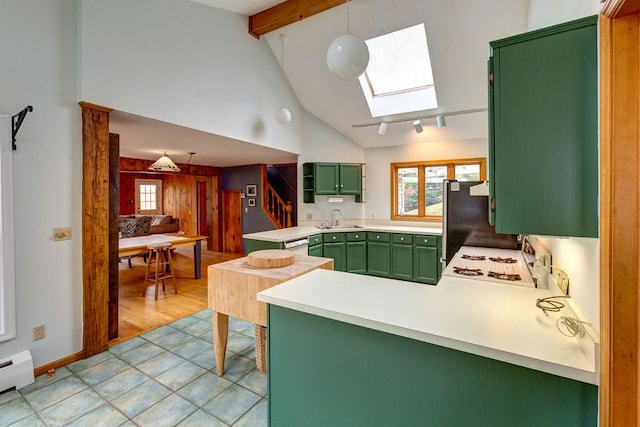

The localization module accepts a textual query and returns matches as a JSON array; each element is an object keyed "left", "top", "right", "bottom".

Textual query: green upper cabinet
[
  {"left": 303, "top": 162, "right": 363, "bottom": 203},
  {"left": 489, "top": 16, "right": 598, "bottom": 237}
]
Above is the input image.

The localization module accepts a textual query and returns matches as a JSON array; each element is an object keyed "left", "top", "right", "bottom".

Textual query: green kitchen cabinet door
[
  {"left": 413, "top": 235, "right": 440, "bottom": 285},
  {"left": 244, "top": 239, "right": 283, "bottom": 254},
  {"left": 490, "top": 16, "right": 598, "bottom": 237},
  {"left": 338, "top": 163, "right": 362, "bottom": 195},
  {"left": 367, "top": 232, "right": 390, "bottom": 277},
  {"left": 323, "top": 233, "right": 346, "bottom": 272},
  {"left": 308, "top": 243, "right": 323, "bottom": 257},
  {"left": 391, "top": 234, "right": 413, "bottom": 281},
  {"left": 314, "top": 163, "right": 339, "bottom": 195},
  {"left": 346, "top": 232, "right": 367, "bottom": 273}
]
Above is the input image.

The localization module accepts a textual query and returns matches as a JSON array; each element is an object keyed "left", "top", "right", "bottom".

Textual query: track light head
[
  {"left": 378, "top": 122, "right": 388, "bottom": 135},
  {"left": 436, "top": 115, "right": 446, "bottom": 128},
  {"left": 413, "top": 119, "right": 423, "bottom": 134}
]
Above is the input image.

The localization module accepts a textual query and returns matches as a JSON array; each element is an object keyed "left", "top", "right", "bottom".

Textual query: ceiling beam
[{"left": 249, "top": 0, "right": 347, "bottom": 39}]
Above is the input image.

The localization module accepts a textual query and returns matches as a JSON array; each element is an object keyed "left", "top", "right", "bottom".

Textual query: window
[
  {"left": 392, "top": 158, "right": 486, "bottom": 221},
  {"left": 135, "top": 179, "right": 162, "bottom": 214},
  {"left": 358, "top": 23, "right": 438, "bottom": 117},
  {"left": 0, "top": 115, "right": 16, "bottom": 342}
]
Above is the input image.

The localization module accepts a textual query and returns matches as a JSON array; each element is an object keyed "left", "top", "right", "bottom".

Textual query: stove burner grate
[
  {"left": 488, "top": 256, "right": 517, "bottom": 264},
  {"left": 461, "top": 255, "right": 486, "bottom": 261},
  {"left": 453, "top": 267, "right": 483, "bottom": 276},
  {"left": 488, "top": 271, "right": 521, "bottom": 281}
]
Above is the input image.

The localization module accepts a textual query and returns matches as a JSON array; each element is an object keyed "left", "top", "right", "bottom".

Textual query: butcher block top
[
  {"left": 208, "top": 254, "right": 334, "bottom": 326},
  {"left": 247, "top": 249, "right": 295, "bottom": 268}
]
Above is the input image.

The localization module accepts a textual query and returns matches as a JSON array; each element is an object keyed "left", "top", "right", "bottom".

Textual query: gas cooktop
[{"left": 442, "top": 246, "right": 535, "bottom": 287}]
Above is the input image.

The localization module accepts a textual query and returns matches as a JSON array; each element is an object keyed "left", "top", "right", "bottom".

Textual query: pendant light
[
  {"left": 149, "top": 152, "right": 180, "bottom": 172},
  {"left": 275, "top": 34, "right": 292, "bottom": 124},
  {"left": 326, "top": 0, "right": 369, "bottom": 80}
]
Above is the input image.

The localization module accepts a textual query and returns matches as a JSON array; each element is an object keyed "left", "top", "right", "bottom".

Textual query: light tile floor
[{"left": 0, "top": 310, "right": 267, "bottom": 427}]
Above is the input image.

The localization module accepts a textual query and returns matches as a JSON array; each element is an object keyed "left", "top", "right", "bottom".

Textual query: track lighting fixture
[
  {"left": 378, "top": 122, "right": 388, "bottom": 135},
  {"left": 413, "top": 119, "right": 423, "bottom": 134},
  {"left": 436, "top": 115, "right": 446, "bottom": 128}
]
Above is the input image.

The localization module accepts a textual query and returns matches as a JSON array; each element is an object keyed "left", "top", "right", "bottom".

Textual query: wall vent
[{"left": 0, "top": 351, "right": 34, "bottom": 393}]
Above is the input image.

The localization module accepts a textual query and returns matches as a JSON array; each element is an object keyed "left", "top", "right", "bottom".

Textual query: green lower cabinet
[
  {"left": 323, "top": 233, "right": 346, "bottom": 272},
  {"left": 244, "top": 239, "right": 283, "bottom": 254},
  {"left": 366, "top": 232, "right": 390, "bottom": 277},
  {"left": 308, "top": 243, "right": 322, "bottom": 257},
  {"left": 391, "top": 234, "right": 413, "bottom": 281},
  {"left": 307, "top": 233, "right": 323, "bottom": 256},
  {"left": 268, "top": 305, "right": 598, "bottom": 427},
  {"left": 346, "top": 232, "right": 367, "bottom": 273},
  {"left": 413, "top": 234, "right": 440, "bottom": 285}
]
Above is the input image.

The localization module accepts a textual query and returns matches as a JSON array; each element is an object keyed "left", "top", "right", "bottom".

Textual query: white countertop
[
  {"left": 257, "top": 269, "right": 598, "bottom": 385},
  {"left": 243, "top": 225, "right": 442, "bottom": 243}
]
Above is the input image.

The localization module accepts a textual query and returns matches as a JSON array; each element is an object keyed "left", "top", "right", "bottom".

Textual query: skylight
[{"left": 358, "top": 23, "right": 438, "bottom": 118}]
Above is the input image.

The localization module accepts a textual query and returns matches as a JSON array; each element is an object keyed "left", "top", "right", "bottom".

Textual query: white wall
[
  {"left": 0, "top": 0, "right": 83, "bottom": 367},
  {"left": 527, "top": 0, "right": 601, "bottom": 30},
  {"left": 79, "top": 0, "right": 305, "bottom": 156},
  {"left": 299, "top": 109, "right": 366, "bottom": 223},
  {"left": 526, "top": 0, "right": 601, "bottom": 331},
  {"left": 365, "top": 138, "right": 488, "bottom": 221}
]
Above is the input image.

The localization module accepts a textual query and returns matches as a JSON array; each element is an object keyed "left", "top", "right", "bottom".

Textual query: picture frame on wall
[
  {"left": 246, "top": 185, "right": 257, "bottom": 197},
  {"left": 248, "top": 198, "right": 256, "bottom": 207}
]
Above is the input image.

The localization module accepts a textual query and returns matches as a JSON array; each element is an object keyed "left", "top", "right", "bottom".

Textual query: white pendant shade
[
  {"left": 149, "top": 152, "right": 180, "bottom": 172},
  {"left": 275, "top": 107, "right": 292, "bottom": 124},
  {"left": 326, "top": 33, "right": 370, "bottom": 80}
]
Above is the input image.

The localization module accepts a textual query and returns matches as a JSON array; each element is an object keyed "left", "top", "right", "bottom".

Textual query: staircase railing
[{"left": 263, "top": 182, "right": 292, "bottom": 228}]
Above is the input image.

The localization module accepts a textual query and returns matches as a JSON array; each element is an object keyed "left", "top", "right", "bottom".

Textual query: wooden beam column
[
  {"left": 599, "top": 3, "right": 640, "bottom": 425},
  {"left": 80, "top": 102, "right": 112, "bottom": 357},
  {"left": 249, "top": 0, "right": 347, "bottom": 38}
]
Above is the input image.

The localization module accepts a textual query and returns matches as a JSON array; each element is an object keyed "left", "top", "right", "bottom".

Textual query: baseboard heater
[{"left": 0, "top": 351, "right": 34, "bottom": 393}]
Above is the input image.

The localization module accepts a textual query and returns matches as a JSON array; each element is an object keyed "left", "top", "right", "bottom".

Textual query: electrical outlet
[
  {"left": 53, "top": 227, "right": 71, "bottom": 241},
  {"left": 306, "top": 213, "right": 313, "bottom": 220},
  {"left": 32, "top": 324, "right": 45, "bottom": 341},
  {"left": 556, "top": 269, "right": 569, "bottom": 295},
  {"left": 371, "top": 212, "right": 377, "bottom": 219}
]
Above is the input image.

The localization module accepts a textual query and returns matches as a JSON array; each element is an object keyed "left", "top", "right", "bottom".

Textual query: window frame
[
  {"left": 390, "top": 158, "right": 486, "bottom": 222},
  {"left": 0, "top": 115, "right": 16, "bottom": 342},
  {"left": 135, "top": 178, "right": 163, "bottom": 215}
]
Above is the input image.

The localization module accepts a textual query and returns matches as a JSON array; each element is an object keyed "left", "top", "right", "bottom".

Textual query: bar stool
[{"left": 144, "top": 242, "right": 178, "bottom": 300}]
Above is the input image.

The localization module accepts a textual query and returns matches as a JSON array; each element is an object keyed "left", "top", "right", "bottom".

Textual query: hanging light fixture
[
  {"left": 275, "top": 34, "right": 292, "bottom": 124},
  {"left": 326, "top": 0, "right": 369, "bottom": 80},
  {"left": 149, "top": 152, "right": 180, "bottom": 172},
  {"left": 436, "top": 115, "right": 447, "bottom": 128},
  {"left": 413, "top": 119, "right": 423, "bottom": 134}
]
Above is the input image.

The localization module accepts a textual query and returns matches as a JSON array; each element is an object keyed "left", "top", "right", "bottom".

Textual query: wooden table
[
  {"left": 208, "top": 254, "right": 333, "bottom": 375},
  {"left": 119, "top": 234, "right": 207, "bottom": 279}
]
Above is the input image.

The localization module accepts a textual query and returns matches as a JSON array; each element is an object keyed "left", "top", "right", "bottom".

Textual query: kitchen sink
[{"left": 316, "top": 224, "right": 363, "bottom": 230}]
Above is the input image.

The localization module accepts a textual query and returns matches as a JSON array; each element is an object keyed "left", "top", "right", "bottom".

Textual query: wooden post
[
  {"left": 599, "top": 2, "right": 640, "bottom": 425},
  {"left": 285, "top": 201, "right": 292, "bottom": 228},
  {"left": 80, "top": 102, "right": 112, "bottom": 357}
]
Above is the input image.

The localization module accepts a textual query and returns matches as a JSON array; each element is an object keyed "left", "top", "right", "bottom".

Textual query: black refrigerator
[{"left": 442, "top": 179, "right": 519, "bottom": 266}]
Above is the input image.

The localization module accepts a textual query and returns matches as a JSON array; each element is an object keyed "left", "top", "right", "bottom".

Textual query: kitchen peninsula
[{"left": 258, "top": 269, "right": 598, "bottom": 426}]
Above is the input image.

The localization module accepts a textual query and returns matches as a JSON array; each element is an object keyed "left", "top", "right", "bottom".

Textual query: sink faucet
[{"left": 330, "top": 209, "right": 342, "bottom": 227}]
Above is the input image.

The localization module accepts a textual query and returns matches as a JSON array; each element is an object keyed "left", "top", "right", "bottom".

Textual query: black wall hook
[{"left": 12, "top": 105, "right": 33, "bottom": 150}]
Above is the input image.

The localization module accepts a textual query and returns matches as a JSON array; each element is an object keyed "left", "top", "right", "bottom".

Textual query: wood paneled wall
[{"left": 119, "top": 157, "right": 222, "bottom": 250}]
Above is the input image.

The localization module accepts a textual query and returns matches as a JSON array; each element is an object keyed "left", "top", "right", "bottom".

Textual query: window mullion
[{"left": 418, "top": 166, "right": 426, "bottom": 217}]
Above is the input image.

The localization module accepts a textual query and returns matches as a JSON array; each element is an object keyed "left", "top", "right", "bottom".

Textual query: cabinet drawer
[
  {"left": 367, "top": 232, "right": 390, "bottom": 242},
  {"left": 414, "top": 235, "right": 438, "bottom": 247},
  {"left": 392, "top": 233, "right": 413, "bottom": 245},
  {"left": 324, "top": 233, "right": 346, "bottom": 243},
  {"left": 346, "top": 232, "right": 365, "bottom": 242},
  {"left": 308, "top": 234, "right": 323, "bottom": 246}
]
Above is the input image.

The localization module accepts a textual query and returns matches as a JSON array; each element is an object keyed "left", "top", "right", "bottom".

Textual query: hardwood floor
[{"left": 111, "top": 247, "right": 243, "bottom": 346}]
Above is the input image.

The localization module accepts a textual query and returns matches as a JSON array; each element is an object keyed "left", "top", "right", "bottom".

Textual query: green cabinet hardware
[
  {"left": 367, "top": 232, "right": 391, "bottom": 277},
  {"left": 302, "top": 162, "right": 363, "bottom": 203},
  {"left": 391, "top": 234, "right": 413, "bottom": 281},
  {"left": 489, "top": 16, "right": 598, "bottom": 237},
  {"left": 308, "top": 234, "right": 323, "bottom": 257},
  {"left": 346, "top": 232, "right": 367, "bottom": 273},
  {"left": 323, "top": 232, "right": 346, "bottom": 271}
]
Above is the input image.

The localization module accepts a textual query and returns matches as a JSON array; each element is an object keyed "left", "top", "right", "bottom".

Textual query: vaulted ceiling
[{"left": 113, "top": 0, "right": 530, "bottom": 166}]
